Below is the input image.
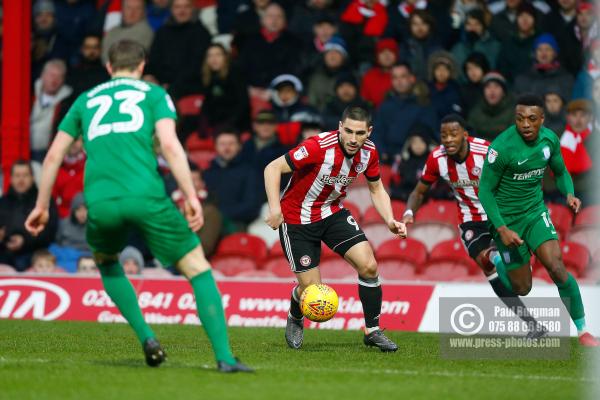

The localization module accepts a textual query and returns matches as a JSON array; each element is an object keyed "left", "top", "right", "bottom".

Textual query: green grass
[{"left": 0, "top": 320, "right": 594, "bottom": 400}]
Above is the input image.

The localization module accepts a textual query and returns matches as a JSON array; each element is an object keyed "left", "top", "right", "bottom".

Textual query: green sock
[
  {"left": 556, "top": 273, "right": 586, "bottom": 332},
  {"left": 190, "top": 270, "right": 236, "bottom": 364},
  {"left": 492, "top": 253, "right": 513, "bottom": 292},
  {"left": 98, "top": 261, "right": 154, "bottom": 344}
]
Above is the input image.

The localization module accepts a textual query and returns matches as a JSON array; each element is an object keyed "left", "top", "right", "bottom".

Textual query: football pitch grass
[{"left": 0, "top": 320, "right": 594, "bottom": 400}]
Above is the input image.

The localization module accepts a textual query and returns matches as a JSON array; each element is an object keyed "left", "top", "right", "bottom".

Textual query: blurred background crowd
[{"left": 0, "top": 0, "right": 598, "bottom": 281}]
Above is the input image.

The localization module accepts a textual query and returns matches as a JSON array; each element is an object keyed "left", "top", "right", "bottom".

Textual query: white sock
[{"left": 366, "top": 326, "right": 380, "bottom": 334}]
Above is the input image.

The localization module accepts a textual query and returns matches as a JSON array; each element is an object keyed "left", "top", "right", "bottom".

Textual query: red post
[{"left": 1, "top": 0, "right": 31, "bottom": 193}]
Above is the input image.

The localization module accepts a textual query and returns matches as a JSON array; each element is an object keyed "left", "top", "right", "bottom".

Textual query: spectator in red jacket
[
  {"left": 53, "top": 138, "right": 85, "bottom": 219},
  {"left": 360, "top": 38, "right": 398, "bottom": 108},
  {"left": 339, "top": 0, "right": 388, "bottom": 66}
]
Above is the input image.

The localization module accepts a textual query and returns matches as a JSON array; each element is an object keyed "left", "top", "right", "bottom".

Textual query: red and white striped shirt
[
  {"left": 282, "top": 131, "right": 380, "bottom": 224},
  {"left": 421, "top": 137, "right": 489, "bottom": 223}
]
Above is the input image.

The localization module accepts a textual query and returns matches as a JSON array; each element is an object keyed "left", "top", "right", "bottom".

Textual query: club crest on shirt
[
  {"left": 487, "top": 149, "right": 498, "bottom": 164},
  {"left": 471, "top": 167, "right": 481, "bottom": 176},
  {"left": 464, "top": 229, "right": 474, "bottom": 241},
  {"left": 300, "top": 255, "right": 312, "bottom": 267},
  {"left": 355, "top": 162, "right": 365, "bottom": 173},
  {"left": 294, "top": 146, "right": 309, "bottom": 161},
  {"left": 542, "top": 146, "right": 551, "bottom": 160}
]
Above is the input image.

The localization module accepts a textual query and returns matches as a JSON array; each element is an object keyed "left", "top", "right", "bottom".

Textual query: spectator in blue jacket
[
  {"left": 203, "top": 129, "right": 261, "bottom": 233},
  {"left": 427, "top": 51, "right": 463, "bottom": 120},
  {"left": 372, "top": 63, "right": 438, "bottom": 164}
]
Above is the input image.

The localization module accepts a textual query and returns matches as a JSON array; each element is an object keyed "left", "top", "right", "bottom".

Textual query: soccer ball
[{"left": 300, "top": 284, "right": 339, "bottom": 322}]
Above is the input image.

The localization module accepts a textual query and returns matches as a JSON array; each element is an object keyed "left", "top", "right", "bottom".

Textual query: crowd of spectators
[{"left": 0, "top": 0, "right": 599, "bottom": 275}]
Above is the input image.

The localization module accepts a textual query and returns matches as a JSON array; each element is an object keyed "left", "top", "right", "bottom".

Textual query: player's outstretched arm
[
  {"left": 403, "top": 181, "right": 431, "bottom": 224},
  {"left": 156, "top": 118, "right": 203, "bottom": 232},
  {"left": 264, "top": 156, "right": 292, "bottom": 230},
  {"left": 367, "top": 178, "right": 407, "bottom": 238},
  {"left": 25, "top": 131, "right": 74, "bottom": 236}
]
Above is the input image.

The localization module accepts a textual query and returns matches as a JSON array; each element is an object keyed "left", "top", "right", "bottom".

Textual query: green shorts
[
  {"left": 86, "top": 197, "right": 200, "bottom": 266},
  {"left": 492, "top": 208, "right": 558, "bottom": 271}
]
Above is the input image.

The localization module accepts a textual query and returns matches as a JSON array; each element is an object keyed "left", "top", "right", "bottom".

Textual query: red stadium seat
[
  {"left": 211, "top": 257, "right": 257, "bottom": 276},
  {"left": 416, "top": 200, "right": 459, "bottom": 225},
  {"left": 185, "top": 134, "right": 214, "bottom": 152},
  {"left": 361, "top": 206, "right": 381, "bottom": 225},
  {"left": 345, "top": 186, "right": 372, "bottom": 213},
  {"left": 342, "top": 201, "right": 361, "bottom": 222},
  {"left": 560, "top": 241, "right": 590, "bottom": 276},
  {"left": 409, "top": 200, "right": 459, "bottom": 252},
  {"left": 263, "top": 257, "right": 293, "bottom": 277},
  {"left": 377, "top": 237, "right": 428, "bottom": 267},
  {"left": 176, "top": 94, "right": 204, "bottom": 116},
  {"left": 215, "top": 233, "right": 268, "bottom": 263},
  {"left": 380, "top": 164, "right": 392, "bottom": 188},
  {"left": 268, "top": 242, "right": 285, "bottom": 259},
  {"left": 363, "top": 224, "right": 398, "bottom": 249},
  {"left": 234, "top": 270, "right": 277, "bottom": 278},
  {"left": 378, "top": 260, "right": 419, "bottom": 281},
  {"left": 568, "top": 227, "right": 600, "bottom": 258},
  {"left": 546, "top": 203, "right": 574, "bottom": 240},
  {"left": 321, "top": 244, "right": 339, "bottom": 260},
  {"left": 319, "top": 258, "right": 355, "bottom": 280},
  {"left": 188, "top": 150, "right": 216, "bottom": 170},
  {"left": 419, "top": 263, "right": 470, "bottom": 281},
  {"left": 574, "top": 205, "right": 600, "bottom": 227},
  {"left": 423, "top": 239, "right": 480, "bottom": 276}
]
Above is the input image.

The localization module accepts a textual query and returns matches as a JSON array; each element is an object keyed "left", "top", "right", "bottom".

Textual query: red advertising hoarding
[{"left": 0, "top": 276, "right": 434, "bottom": 331}]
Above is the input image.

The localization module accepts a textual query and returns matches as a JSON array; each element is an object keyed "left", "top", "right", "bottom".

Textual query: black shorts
[
  {"left": 279, "top": 209, "right": 367, "bottom": 273},
  {"left": 459, "top": 221, "right": 493, "bottom": 259}
]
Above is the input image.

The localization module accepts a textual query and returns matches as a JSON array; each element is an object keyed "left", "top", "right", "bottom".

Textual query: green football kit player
[
  {"left": 24, "top": 40, "right": 254, "bottom": 370},
  {"left": 478, "top": 94, "right": 598, "bottom": 347}
]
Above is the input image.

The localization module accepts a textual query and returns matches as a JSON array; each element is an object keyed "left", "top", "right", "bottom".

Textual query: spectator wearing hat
[
  {"left": 427, "top": 50, "right": 463, "bottom": 120},
  {"left": 460, "top": 52, "right": 490, "bottom": 114},
  {"left": 496, "top": 3, "right": 538, "bottom": 83},
  {"left": 288, "top": 0, "right": 338, "bottom": 45},
  {"left": 307, "top": 36, "right": 353, "bottom": 111},
  {"left": 322, "top": 75, "right": 370, "bottom": 130},
  {"left": 572, "top": 39, "right": 600, "bottom": 100},
  {"left": 360, "top": 38, "right": 398, "bottom": 108},
  {"left": 372, "top": 63, "right": 438, "bottom": 163},
  {"left": 31, "top": 0, "right": 71, "bottom": 80},
  {"left": 144, "top": 0, "right": 212, "bottom": 89},
  {"left": 560, "top": 99, "right": 595, "bottom": 201},
  {"left": 543, "top": 91, "right": 567, "bottom": 135},
  {"left": 468, "top": 71, "right": 514, "bottom": 140},
  {"left": 238, "top": 3, "right": 304, "bottom": 88},
  {"left": 240, "top": 110, "right": 289, "bottom": 202},
  {"left": 204, "top": 129, "right": 261, "bottom": 233},
  {"left": 270, "top": 74, "right": 319, "bottom": 146},
  {"left": 399, "top": 10, "right": 443, "bottom": 82},
  {"left": 576, "top": 2, "right": 596, "bottom": 51},
  {"left": 302, "top": 14, "right": 338, "bottom": 74},
  {"left": 513, "top": 33, "right": 574, "bottom": 101},
  {"left": 389, "top": 122, "right": 436, "bottom": 201},
  {"left": 451, "top": 9, "right": 501, "bottom": 79},
  {"left": 339, "top": 0, "right": 388, "bottom": 66},
  {"left": 119, "top": 246, "right": 145, "bottom": 275}
]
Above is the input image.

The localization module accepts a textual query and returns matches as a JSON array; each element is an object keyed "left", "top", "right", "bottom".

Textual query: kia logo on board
[{"left": 0, "top": 279, "right": 71, "bottom": 321}]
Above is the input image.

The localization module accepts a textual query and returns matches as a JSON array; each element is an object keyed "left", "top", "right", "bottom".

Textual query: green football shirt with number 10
[{"left": 58, "top": 77, "right": 177, "bottom": 206}]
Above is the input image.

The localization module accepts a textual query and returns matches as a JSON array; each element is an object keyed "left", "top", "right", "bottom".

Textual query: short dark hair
[
  {"left": 341, "top": 106, "right": 372, "bottom": 127},
  {"left": 108, "top": 40, "right": 146, "bottom": 71},
  {"left": 214, "top": 125, "right": 240, "bottom": 141},
  {"left": 393, "top": 61, "right": 414, "bottom": 74},
  {"left": 10, "top": 159, "right": 33, "bottom": 175},
  {"left": 516, "top": 93, "right": 544, "bottom": 109},
  {"left": 440, "top": 113, "right": 467, "bottom": 129}
]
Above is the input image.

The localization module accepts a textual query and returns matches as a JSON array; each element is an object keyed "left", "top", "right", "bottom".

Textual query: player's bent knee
[
  {"left": 512, "top": 282, "right": 532, "bottom": 296},
  {"left": 176, "top": 246, "right": 211, "bottom": 279},
  {"left": 358, "top": 258, "right": 378, "bottom": 279}
]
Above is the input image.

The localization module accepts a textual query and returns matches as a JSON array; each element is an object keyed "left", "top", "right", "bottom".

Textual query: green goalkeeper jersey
[
  {"left": 58, "top": 77, "right": 177, "bottom": 206},
  {"left": 479, "top": 125, "right": 574, "bottom": 228}
]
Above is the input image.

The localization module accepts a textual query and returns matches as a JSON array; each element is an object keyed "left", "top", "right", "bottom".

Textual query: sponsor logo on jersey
[
  {"left": 512, "top": 167, "right": 545, "bottom": 180},
  {"left": 320, "top": 174, "right": 355, "bottom": 186},
  {"left": 471, "top": 167, "right": 481, "bottom": 176},
  {"left": 452, "top": 179, "right": 479, "bottom": 188},
  {"left": 487, "top": 149, "right": 498, "bottom": 163},
  {"left": 465, "top": 230, "right": 474, "bottom": 241},
  {"left": 300, "top": 255, "right": 312, "bottom": 267},
  {"left": 355, "top": 162, "right": 365, "bottom": 173},
  {"left": 542, "top": 146, "right": 551, "bottom": 160},
  {"left": 293, "top": 146, "right": 309, "bottom": 161}
]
